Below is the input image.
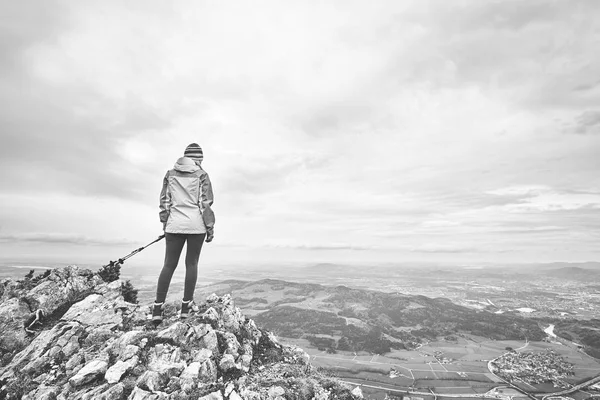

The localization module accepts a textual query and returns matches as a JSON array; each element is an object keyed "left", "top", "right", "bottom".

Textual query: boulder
[
  {"left": 69, "top": 359, "right": 108, "bottom": 387},
  {"left": 268, "top": 386, "right": 286, "bottom": 399},
  {"left": 198, "top": 390, "right": 223, "bottom": 400},
  {"left": 99, "top": 383, "right": 125, "bottom": 400},
  {"left": 199, "top": 357, "right": 218, "bottom": 383},
  {"left": 105, "top": 356, "right": 138, "bottom": 383},
  {"left": 191, "top": 347, "right": 212, "bottom": 363},
  {"left": 201, "top": 307, "right": 220, "bottom": 327},
  {"left": 136, "top": 370, "right": 166, "bottom": 393},
  {"left": 351, "top": 386, "right": 364, "bottom": 398},
  {"left": 199, "top": 330, "right": 219, "bottom": 354},
  {"left": 1, "top": 321, "right": 81, "bottom": 378},
  {"left": 218, "top": 354, "right": 238, "bottom": 372},
  {"left": 128, "top": 386, "right": 160, "bottom": 400},
  {"left": 147, "top": 344, "right": 185, "bottom": 377},
  {"left": 180, "top": 361, "right": 200, "bottom": 380},
  {"left": 220, "top": 331, "right": 240, "bottom": 357},
  {"left": 229, "top": 390, "right": 244, "bottom": 400}
]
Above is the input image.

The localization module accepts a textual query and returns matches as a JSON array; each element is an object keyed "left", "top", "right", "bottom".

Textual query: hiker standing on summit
[{"left": 152, "top": 143, "right": 215, "bottom": 322}]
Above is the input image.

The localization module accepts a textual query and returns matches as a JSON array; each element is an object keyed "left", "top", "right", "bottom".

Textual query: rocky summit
[{"left": 0, "top": 266, "right": 362, "bottom": 400}]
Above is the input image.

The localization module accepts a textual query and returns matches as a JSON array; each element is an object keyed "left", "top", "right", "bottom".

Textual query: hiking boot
[
  {"left": 180, "top": 299, "right": 196, "bottom": 320},
  {"left": 152, "top": 302, "right": 164, "bottom": 323}
]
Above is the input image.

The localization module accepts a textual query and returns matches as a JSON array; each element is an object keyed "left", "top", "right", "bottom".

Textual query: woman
[{"left": 152, "top": 143, "right": 215, "bottom": 322}]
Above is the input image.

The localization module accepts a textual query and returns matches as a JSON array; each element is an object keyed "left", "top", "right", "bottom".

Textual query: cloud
[
  {"left": 407, "top": 244, "right": 485, "bottom": 254},
  {"left": 0, "top": 1, "right": 599, "bottom": 264},
  {"left": 265, "top": 242, "right": 373, "bottom": 251},
  {"left": 573, "top": 110, "right": 600, "bottom": 135},
  {"left": 0, "top": 233, "right": 137, "bottom": 246}
]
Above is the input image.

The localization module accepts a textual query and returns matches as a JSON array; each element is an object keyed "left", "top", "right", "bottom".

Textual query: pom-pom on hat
[{"left": 184, "top": 143, "right": 203, "bottom": 163}]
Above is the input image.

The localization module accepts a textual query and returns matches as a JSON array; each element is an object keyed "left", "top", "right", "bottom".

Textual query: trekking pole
[{"left": 99, "top": 234, "right": 165, "bottom": 281}]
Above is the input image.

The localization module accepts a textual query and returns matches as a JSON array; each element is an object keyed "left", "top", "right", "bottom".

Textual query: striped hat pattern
[{"left": 184, "top": 143, "right": 203, "bottom": 163}]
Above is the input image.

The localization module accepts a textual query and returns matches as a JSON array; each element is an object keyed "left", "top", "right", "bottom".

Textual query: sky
[{"left": 0, "top": 0, "right": 599, "bottom": 269}]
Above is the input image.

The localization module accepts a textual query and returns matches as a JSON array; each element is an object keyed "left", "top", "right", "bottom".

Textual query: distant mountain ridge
[{"left": 543, "top": 266, "right": 600, "bottom": 281}]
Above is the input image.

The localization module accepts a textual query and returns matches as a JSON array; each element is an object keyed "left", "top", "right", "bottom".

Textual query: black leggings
[{"left": 155, "top": 232, "right": 205, "bottom": 303}]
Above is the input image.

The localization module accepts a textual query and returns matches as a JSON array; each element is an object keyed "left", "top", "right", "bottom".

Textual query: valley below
[{"left": 188, "top": 275, "right": 600, "bottom": 400}]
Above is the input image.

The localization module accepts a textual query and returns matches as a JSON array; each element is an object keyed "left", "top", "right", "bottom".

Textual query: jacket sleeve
[
  {"left": 159, "top": 171, "right": 170, "bottom": 223},
  {"left": 200, "top": 171, "right": 215, "bottom": 234}
]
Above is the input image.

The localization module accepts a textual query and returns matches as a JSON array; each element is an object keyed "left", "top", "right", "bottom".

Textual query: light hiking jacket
[{"left": 159, "top": 157, "right": 215, "bottom": 235}]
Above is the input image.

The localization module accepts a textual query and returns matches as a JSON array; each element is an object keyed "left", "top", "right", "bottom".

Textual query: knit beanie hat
[{"left": 184, "top": 143, "right": 203, "bottom": 163}]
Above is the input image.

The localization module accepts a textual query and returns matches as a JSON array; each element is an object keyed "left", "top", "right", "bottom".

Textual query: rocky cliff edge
[{"left": 0, "top": 265, "right": 362, "bottom": 400}]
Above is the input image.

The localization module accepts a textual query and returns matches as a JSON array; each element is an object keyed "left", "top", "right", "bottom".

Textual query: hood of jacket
[{"left": 173, "top": 157, "right": 200, "bottom": 173}]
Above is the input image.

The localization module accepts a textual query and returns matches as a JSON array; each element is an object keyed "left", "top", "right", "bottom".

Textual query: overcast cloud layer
[{"left": 1, "top": 0, "right": 599, "bottom": 267}]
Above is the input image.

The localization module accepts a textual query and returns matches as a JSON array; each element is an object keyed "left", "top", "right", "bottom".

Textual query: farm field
[{"left": 279, "top": 336, "right": 600, "bottom": 397}]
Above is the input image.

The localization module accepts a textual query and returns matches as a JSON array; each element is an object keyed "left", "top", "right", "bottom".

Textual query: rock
[
  {"left": 313, "top": 386, "right": 330, "bottom": 400},
  {"left": 286, "top": 346, "right": 310, "bottom": 365},
  {"left": 201, "top": 307, "right": 220, "bottom": 328},
  {"left": 224, "top": 382, "right": 235, "bottom": 397},
  {"left": 120, "top": 344, "right": 140, "bottom": 361},
  {"left": 238, "top": 340, "right": 253, "bottom": 371},
  {"left": 80, "top": 383, "right": 111, "bottom": 400},
  {"left": 351, "top": 386, "right": 363, "bottom": 398},
  {"left": 191, "top": 347, "right": 212, "bottom": 363},
  {"left": 0, "top": 265, "right": 102, "bottom": 358},
  {"left": 47, "top": 344, "right": 62, "bottom": 359},
  {"left": 241, "top": 320, "right": 262, "bottom": 345},
  {"left": 98, "top": 383, "right": 125, "bottom": 400},
  {"left": 23, "top": 385, "right": 59, "bottom": 400},
  {"left": 62, "top": 336, "right": 80, "bottom": 358},
  {"left": 1, "top": 321, "right": 81, "bottom": 378},
  {"left": 147, "top": 344, "right": 185, "bottom": 377},
  {"left": 156, "top": 321, "right": 191, "bottom": 345},
  {"left": 268, "top": 386, "right": 286, "bottom": 399},
  {"left": 218, "top": 354, "right": 238, "bottom": 372},
  {"left": 179, "top": 361, "right": 200, "bottom": 380},
  {"left": 219, "top": 294, "right": 232, "bottom": 305},
  {"left": 110, "top": 330, "right": 145, "bottom": 356},
  {"left": 136, "top": 370, "right": 166, "bottom": 393},
  {"left": 128, "top": 386, "right": 159, "bottom": 400},
  {"left": 198, "top": 390, "right": 223, "bottom": 400},
  {"left": 69, "top": 359, "right": 108, "bottom": 387},
  {"left": 192, "top": 322, "right": 212, "bottom": 337},
  {"left": 0, "top": 297, "right": 29, "bottom": 360},
  {"left": 198, "top": 357, "right": 218, "bottom": 383},
  {"left": 229, "top": 390, "right": 244, "bottom": 400},
  {"left": 65, "top": 351, "right": 85, "bottom": 371},
  {"left": 238, "top": 388, "right": 261, "bottom": 400},
  {"left": 105, "top": 356, "right": 138, "bottom": 383},
  {"left": 238, "top": 354, "right": 252, "bottom": 372},
  {"left": 200, "top": 330, "right": 219, "bottom": 354},
  {"left": 221, "top": 306, "right": 243, "bottom": 333},
  {"left": 220, "top": 331, "right": 240, "bottom": 357},
  {"left": 61, "top": 293, "right": 124, "bottom": 329},
  {"left": 205, "top": 293, "right": 219, "bottom": 303}
]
